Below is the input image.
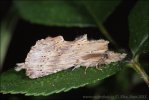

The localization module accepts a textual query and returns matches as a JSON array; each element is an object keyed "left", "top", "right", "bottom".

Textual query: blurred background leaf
[
  {"left": 81, "top": 0, "right": 122, "bottom": 46},
  {"left": 14, "top": 0, "right": 121, "bottom": 28},
  {"left": 0, "top": 7, "right": 18, "bottom": 69},
  {"left": 14, "top": 0, "right": 94, "bottom": 27},
  {"left": 82, "top": 0, "right": 121, "bottom": 23},
  {"left": 129, "top": 0, "right": 149, "bottom": 57}
]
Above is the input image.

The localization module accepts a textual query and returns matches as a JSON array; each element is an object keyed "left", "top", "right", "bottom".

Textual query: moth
[{"left": 15, "top": 34, "right": 126, "bottom": 79}]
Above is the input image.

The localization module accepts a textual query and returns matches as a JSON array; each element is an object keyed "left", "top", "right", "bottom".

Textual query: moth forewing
[{"left": 15, "top": 34, "right": 126, "bottom": 79}]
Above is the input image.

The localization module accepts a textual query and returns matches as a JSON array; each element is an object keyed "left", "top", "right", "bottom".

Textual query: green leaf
[
  {"left": 14, "top": 0, "right": 121, "bottom": 27},
  {"left": 82, "top": 0, "right": 121, "bottom": 24},
  {"left": 0, "top": 7, "right": 18, "bottom": 67},
  {"left": 14, "top": 0, "right": 94, "bottom": 27},
  {"left": 0, "top": 61, "right": 126, "bottom": 96},
  {"left": 129, "top": 0, "right": 149, "bottom": 57},
  {"left": 81, "top": 0, "right": 121, "bottom": 46}
]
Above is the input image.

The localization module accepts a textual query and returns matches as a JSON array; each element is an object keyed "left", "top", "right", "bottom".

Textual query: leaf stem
[
  {"left": 130, "top": 55, "right": 149, "bottom": 86},
  {"left": 82, "top": 2, "right": 118, "bottom": 47},
  {"left": 98, "top": 23, "right": 118, "bottom": 47}
]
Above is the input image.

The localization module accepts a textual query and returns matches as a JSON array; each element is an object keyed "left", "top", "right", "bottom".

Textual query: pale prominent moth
[{"left": 15, "top": 34, "right": 126, "bottom": 79}]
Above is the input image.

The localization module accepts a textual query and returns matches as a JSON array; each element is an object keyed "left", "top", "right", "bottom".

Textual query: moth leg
[
  {"left": 96, "top": 54, "right": 107, "bottom": 70},
  {"left": 84, "top": 66, "right": 89, "bottom": 75},
  {"left": 15, "top": 63, "right": 25, "bottom": 71},
  {"left": 96, "top": 64, "right": 101, "bottom": 70},
  {"left": 72, "top": 64, "right": 80, "bottom": 71}
]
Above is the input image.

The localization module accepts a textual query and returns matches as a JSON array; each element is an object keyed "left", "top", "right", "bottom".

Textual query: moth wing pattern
[{"left": 15, "top": 34, "right": 126, "bottom": 79}]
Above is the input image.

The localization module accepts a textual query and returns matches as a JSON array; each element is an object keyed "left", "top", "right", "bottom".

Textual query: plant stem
[{"left": 130, "top": 55, "right": 149, "bottom": 86}]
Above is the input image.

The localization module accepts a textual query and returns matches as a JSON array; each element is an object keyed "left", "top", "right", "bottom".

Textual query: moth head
[{"left": 105, "top": 51, "right": 126, "bottom": 64}]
